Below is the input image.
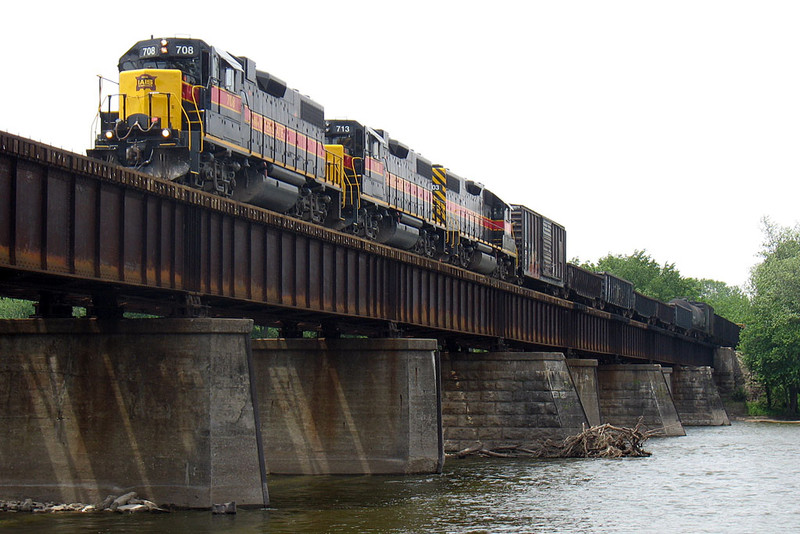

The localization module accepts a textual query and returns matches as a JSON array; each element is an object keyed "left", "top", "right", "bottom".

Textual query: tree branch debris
[{"left": 448, "top": 420, "right": 657, "bottom": 459}]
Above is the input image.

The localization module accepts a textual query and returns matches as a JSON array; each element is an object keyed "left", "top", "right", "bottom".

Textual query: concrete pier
[
  {"left": 670, "top": 366, "right": 730, "bottom": 426},
  {"left": 713, "top": 347, "right": 746, "bottom": 398},
  {"left": 661, "top": 366, "right": 673, "bottom": 393},
  {"left": 441, "top": 352, "right": 588, "bottom": 452},
  {"left": 597, "top": 364, "right": 685, "bottom": 436},
  {"left": 0, "top": 318, "right": 264, "bottom": 508},
  {"left": 252, "top": 338, "right": 442, "bottom": 475},
  {"left": 566, "top": 359, "right": 602, "bottom": 427}
]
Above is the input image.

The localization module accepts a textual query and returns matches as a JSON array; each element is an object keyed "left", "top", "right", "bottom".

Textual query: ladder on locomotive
[
  {"left": 182, "top": 86, "right": 205, "bottom": 175},
  {"left": 324, "top": 145, "right": 361, "bottom": 211},
  {"left": 341, "top": 158, "right": 362, "bottom": 209}
]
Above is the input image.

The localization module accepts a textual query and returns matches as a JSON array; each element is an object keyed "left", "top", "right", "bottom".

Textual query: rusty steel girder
[{"left": 0, "top": 131, "right": 713, "bottom": 366}]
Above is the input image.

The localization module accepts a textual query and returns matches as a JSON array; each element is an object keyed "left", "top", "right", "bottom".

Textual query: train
[{"left": 88, "top": 36, "right": 740, "bottom": 348}]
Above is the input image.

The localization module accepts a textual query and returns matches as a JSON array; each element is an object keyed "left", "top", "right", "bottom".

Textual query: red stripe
[{"left": 211, "top": 86, "right": 242, "bottom": 112}]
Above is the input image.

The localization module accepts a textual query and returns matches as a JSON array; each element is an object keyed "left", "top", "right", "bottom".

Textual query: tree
[
  {"left": 695, "top": 278, "right": 750, "bottom": 324},
  {"left": 740, "top": 219, "right": 800, "bottom": 415},
  {"left": 0, "top": 298, "right": 35, "bottom": 318}
]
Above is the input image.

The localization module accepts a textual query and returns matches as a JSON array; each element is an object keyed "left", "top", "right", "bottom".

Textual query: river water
[{"left": 2, "top": 421, "right": 798, "bottom": 533}]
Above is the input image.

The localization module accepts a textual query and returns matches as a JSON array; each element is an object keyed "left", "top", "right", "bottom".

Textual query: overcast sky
[{"left": 3, "top": 1, "right": 798, "bottom": 288}]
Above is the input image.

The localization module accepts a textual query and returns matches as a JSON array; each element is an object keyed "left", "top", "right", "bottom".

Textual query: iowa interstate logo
[{"left": 135, "top": 74, "right": 157, "bottom": 91}]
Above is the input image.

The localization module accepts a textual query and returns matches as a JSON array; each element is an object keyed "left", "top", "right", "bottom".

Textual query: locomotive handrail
[
  {"left": 180, "top": 85, "right": 206, "bottom": 153},
  {"left": 324, "top": 146, "right": 362, "bottom": 209},
  {"left": 344, "top": 158, "right": 363, "bottom": 209},
  {"left": 99, "top": 93, "right": 126, "bottom": 122},
  {"left": 324, "top": 147, "right": 345, "bottom": 190}
]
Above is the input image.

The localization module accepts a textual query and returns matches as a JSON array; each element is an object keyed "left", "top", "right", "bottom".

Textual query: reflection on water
[{"left": 2, "top": 421, "right": 799, "bottom": 533}]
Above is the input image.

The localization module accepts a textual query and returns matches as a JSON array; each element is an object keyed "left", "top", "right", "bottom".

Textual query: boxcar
[{"left": 510, "top": 205, "right": 566, "bottom": 290}]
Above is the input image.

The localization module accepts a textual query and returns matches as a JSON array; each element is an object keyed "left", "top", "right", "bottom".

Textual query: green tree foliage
[
  {"left": 0, "top": 298, "right": 35, "bottom": 318},
  {"left": 740, "top": 219, "right": 800, "bottom": 414}
]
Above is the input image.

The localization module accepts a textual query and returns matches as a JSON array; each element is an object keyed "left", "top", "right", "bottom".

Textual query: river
[{"left": 1, "top": 421, "right": 798, "bottom": 533}]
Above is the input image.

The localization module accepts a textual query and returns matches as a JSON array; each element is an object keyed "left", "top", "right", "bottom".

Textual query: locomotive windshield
[
  {"left": 120, "top": 58, "right": 203, "bottom": 85},
  {"left": 326, "top": 122, "right": 365, "bottom": 155}
]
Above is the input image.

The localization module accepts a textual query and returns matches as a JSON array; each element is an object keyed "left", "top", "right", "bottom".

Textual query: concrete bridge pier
[
  {"left": 441, "top": 352, "right": 589, "bottom": 452},
  {"left": 597, "top": 364, "right": 685, "bottom": 436},
  {"left": 669, "top": 366, "right": 730, "bottom": 426},
  {"left": 566, "top": 359, "right": 602, "bottom": 427},
  {"left": 712, "top": 347, "right": 746, "bottom": 398},
  {"left": 0, "top": 318, "right": 265, "bottom": 508},
  {"left": 252, "top": 338, "right": 443, "bottom": 475}
]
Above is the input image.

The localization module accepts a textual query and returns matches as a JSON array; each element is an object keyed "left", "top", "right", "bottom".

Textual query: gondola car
[
  {"left": 565, "top": 264, "right": 604, "bottom": 307},
  {"left": 633, "top": 291, "right": 674, "bottom": 325},
  {"left": 712, "top": 314, "right": 741, "bottom": 347},
  {"left": 600, "top": 272, "right": 635, "bottom": 314}
]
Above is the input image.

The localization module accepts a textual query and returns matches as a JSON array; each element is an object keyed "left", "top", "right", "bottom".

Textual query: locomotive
[{"left": 89, "top": 37, "right": 739, "bottom": 347}]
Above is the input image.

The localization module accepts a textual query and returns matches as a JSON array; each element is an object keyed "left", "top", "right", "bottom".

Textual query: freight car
[
  {"left": 510, "top": 205, "right": 566, "bottom": 292},
  {"left": 88, "top": 37, "right": 740, "bottom": 348}
]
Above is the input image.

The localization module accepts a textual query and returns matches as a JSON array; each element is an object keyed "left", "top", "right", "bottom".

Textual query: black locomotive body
[{"left": 88, "top": 37, "right": 740, "bottom": 349}]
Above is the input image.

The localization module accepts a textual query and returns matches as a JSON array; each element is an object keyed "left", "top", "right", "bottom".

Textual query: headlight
[
  {"left": 104, "top": 130, "right": 114, "bottom": 140},
  {"left": 161, "top": 128, "right": 171, "bottom": 138}
]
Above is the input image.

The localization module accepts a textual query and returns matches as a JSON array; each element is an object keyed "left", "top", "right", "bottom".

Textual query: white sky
[{"left": 3, "top": 1, "right": 798, "bottom": 288}]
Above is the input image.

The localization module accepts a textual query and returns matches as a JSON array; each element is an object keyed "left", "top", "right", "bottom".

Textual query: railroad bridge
[{"left": 0, "top": 132, "right": 738, "bottom": 508}]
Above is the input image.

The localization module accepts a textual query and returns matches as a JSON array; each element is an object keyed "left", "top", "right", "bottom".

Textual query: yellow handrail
[
  {"left": 179, "top": 85, "right": 206, "bottom": 153},
  {"left": 324, "top": 145, "right": 362, "bottom": 209}
]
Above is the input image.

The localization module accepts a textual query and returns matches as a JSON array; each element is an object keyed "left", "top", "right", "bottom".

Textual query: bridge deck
[{"left": 0, "top": 131, "right": 713, "bottom": 365}]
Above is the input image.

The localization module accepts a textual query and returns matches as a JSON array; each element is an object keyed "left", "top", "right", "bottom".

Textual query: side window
[
  {"left": 224, "top": 66, "right": 235, "bottom": 91},
  {"left": 369, "top": 136, "right": 381, "bottom": 157}
]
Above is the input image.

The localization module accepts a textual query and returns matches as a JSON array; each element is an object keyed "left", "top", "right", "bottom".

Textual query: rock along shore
[{"left": 0, "top": 492, "right": 168, "bottom": 514}]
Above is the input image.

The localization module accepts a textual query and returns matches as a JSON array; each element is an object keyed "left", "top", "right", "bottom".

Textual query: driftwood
[{"left": 447, "top": 420, "right": 657, "bottom": 459}]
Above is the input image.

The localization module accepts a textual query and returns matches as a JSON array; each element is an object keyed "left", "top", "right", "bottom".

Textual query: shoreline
[{"left": 729, "top": 415, "right": 800, "bottom": 424}]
